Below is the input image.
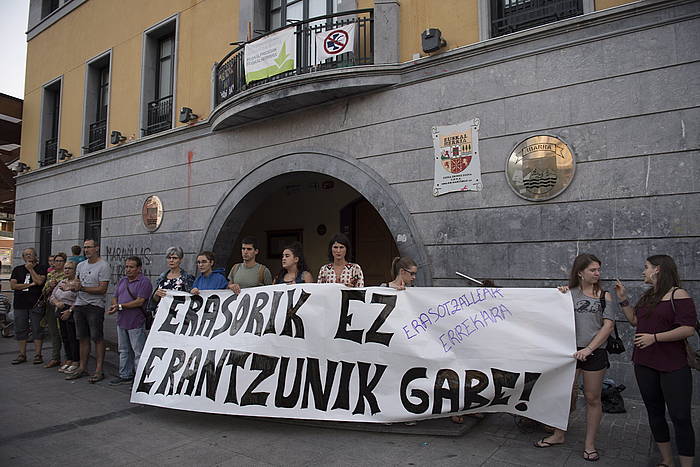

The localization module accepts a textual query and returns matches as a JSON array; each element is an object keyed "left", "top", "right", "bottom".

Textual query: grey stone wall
[{"left": 14, "top": 0, "right": 699, "bottom": 400}]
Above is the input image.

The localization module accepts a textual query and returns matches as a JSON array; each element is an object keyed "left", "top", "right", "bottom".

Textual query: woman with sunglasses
[{"left": 381, "top": 256, "right": 417, "bottom": 290}]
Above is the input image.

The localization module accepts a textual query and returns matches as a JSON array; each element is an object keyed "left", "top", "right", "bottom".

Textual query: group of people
[{"left": 8, "top": 235, "right": 696, "bottom": 466}]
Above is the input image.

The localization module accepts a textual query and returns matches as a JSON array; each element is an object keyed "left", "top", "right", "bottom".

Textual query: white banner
[
  {"left": 131, "top": 285, "right": 576, "bottom": 429},
  {"left": 244, "top": 27, "right": 296, "bottom": 84},
  {"left": 315, "top": 24, "right": 356, "bottom": 64},
  {"left": 432, "top": 118, "right": 482, "bottom": 196}
]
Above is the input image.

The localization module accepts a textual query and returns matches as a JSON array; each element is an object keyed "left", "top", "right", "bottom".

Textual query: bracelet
[
  {"left": 619, "top": 299, "right": 630, "bottom": 307},
  {"left": 585, "top": 346, "right": 593, "bottom": 352},
  {"left": 654, "top": 334, "right": 658, "bottom": 343}
]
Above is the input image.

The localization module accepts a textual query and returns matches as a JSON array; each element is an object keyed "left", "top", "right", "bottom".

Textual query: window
[
  {"left": 41, "top": 0, "right": 59, "bottom": 19},
  {"left": 142, "top": 19, "right": 177, "bottom": 136},
  {"left": 84, "top": 53, "right": 110, "bottom": 153},
  {"left": 490, "top": 0, "right": 583, "bottom": 38},
  {"left": 39, "top": 210, "right": 53, "bottom": 267},
  {"left": 268, "top": 0, "right": 339, "bottom": 30},
  {"left": 83, "top": 202, "right": 102, "bottom": 246},
  {"left": 39, "top": 79, "right": 62, "bottom": 167}
]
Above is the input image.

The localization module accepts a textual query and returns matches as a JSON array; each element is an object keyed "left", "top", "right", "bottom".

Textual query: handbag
[
  {"left": 669, "top": 288, "right": 700, "bottom": 370},
  {"left": 600, "top": 292, "right": 625, "bottom": 354}
]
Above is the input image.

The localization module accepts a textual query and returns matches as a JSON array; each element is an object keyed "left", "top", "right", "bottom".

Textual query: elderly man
[
  {"left": 108, "top": 256, "right": 152, "bottom": 386},
  {"left": 10, "top": 248, "right": 47, "bottom": 364}
]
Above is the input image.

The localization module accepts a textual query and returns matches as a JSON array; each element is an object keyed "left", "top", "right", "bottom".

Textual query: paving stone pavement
[{"left": 0, "top": 336, "right": 697, "bottom": 467}]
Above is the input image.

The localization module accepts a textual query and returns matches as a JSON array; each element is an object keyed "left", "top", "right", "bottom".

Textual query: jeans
[{"left": 117, "top": 325, "right": 147, "bottom": 379}]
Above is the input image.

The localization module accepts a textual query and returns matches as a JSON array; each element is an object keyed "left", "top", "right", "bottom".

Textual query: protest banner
[
  {"left": 432, "top": 118, "right": 482, "bottom": 196},
  {"left": 131, "top": 284, "right": 576, "bottom": 429},
  {"left": 244, "top": 27, "right": 296, "bottom": 84},
  {"left": 314, "top": 24, "right": 356, "bottom": 64}
]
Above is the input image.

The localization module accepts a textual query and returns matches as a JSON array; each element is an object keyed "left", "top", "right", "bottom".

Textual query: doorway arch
[{"left": 200, "top": 150, "right": 432, "bottom": 286}]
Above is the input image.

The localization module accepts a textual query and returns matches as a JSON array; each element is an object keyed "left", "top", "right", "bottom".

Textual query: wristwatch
[{"left": 118, "top": 304, "right": 123, "bottom": 311}]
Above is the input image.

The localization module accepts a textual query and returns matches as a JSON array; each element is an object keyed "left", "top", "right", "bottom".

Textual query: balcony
[
  {"left": 144, "top": 95, "right": 173, "bottom": 136},
  {"left": 491, "top": 0, "right": 583, "bottom": 38},
  {"left": 212, "top": 8, "right": 399, "bottom": 131},
  {"left": 86, "top": 119, "right": 107, "bottom": 153},
  {"left": 40, "top": 137, "right": 57, "bottom": 167}
]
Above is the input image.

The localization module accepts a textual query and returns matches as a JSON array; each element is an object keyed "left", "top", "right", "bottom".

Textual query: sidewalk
[{"left": 0, "top": 335, "right": 696, "bottom": 466}]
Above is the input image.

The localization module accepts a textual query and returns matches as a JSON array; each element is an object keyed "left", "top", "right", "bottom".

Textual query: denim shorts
[
  {"left": 576, "top": 347, "right": 610, "bottom": 372},
  {"left": 14, "top": 307, "right": 46, "bottom": 341},
  {"left": 73, "top": 304, "right": 105, "bottom": 341}
]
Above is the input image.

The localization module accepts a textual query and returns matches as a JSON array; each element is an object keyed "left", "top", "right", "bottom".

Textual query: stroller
[{"left": 0, "top": 293, "right": 13, "bottom": 338}]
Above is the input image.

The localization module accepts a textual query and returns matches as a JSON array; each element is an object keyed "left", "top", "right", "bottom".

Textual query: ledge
[{"left": 210, "top": 64, "right": 401, "bottom": 131}]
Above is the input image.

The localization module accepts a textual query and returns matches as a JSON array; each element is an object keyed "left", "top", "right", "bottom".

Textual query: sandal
[
  {"left": 44, "top": 359, "right": 60, "bottom": 368},
  {"left": 33, "top": 354, "right": 44, "bottom": 364},
  {"left": 58, "top": 363, "right": 71, "bottom": 373},
  {"left": 534, "top": 438, "right": 564, "bottom": 448},
  {"left": 65, "top": 369, "right": 88, "bottom": 380},
  {"left": 88, "top": 372, "right": 105, "bottom": 384},
  {"left": 11, "top": 354, "right": 27, "bottom": 365},
  {"left": 583, "top": 450, "right": 599, "bottom": 462}
]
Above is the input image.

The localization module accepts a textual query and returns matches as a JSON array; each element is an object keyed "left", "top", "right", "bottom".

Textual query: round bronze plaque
[
  {"left": 505, "top": 135, "right": 575, "bottom": 201},
  {"left": 142, "top": 195, "right": 163, "bottom": 232}
]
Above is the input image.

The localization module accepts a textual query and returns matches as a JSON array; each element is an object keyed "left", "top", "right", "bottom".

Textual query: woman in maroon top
[{"left": 616, "top": 255, "right": 696, "bottom": 467}]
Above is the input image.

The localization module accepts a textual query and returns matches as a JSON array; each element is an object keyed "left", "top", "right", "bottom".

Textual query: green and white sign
[{"left": 244, "top": 28, "right": 296, "bottom": 84}]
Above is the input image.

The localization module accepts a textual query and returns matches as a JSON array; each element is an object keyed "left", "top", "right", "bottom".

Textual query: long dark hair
[
  {"left": 636, "top": 254, "right": 681, "bottom": 309},
  {"left": 568, "top": 253, "right": 602, "bottom": 296},
  {"left": 275, "top": 242, "right": 309, "bottom": 283},
  {"left": 327, "top": 233, "right": 351, "bottom": 263}
]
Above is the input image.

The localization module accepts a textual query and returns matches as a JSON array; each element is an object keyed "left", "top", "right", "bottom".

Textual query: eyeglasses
[
  {"left": 401, "top": 268, "right": 417, "bottom": 277},
  {"left": 54, "top": 259, "right": 66, "bottom": 262}
]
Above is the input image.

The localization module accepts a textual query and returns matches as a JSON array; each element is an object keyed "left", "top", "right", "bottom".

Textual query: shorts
[
  {"left": 73, "top": 304, "right": 105, "bottom": 341},
  {"left": 576, "top": 347, "right": 610, "bottom": 372},
  {"left": 14, "top": 307, "right": 47, "bottom": 341}
]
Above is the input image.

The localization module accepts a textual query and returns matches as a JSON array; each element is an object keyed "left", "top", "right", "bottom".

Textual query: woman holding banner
[
  {"left": 191, "top": 251, "right": 229, "bottom": 295},
  {"left": 151, "top": 246, "right": 195, "bottom": 312},
  {"left": 274, "top": 242, "right": 313, "bottom": 284},
  {"left": 534, "top": 254, "right": 615, "bottom": 463},
  {"left": 317, "top": 233, "right": 364, "bottom": 287},
  {"left": 615, "top": 255, "right": 696, "bottom": 467}
]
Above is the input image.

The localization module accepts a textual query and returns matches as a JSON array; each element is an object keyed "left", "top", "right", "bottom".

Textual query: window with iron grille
[
  {"left": 83, "top": 202, "right": 102, "bottom": 246},
  {"left": 490, "top": 0, "right": 583, "bottom": 38},
  {"left": 39, "top": 79, "right": 61, "bottom": 167},
  {"left": 39, "top": 210, "right": 53, "bottom": 267},
  {"left": 84, "top": 54, "right": 110, "bottom": 154},
  {"left": 142, "top": 19, "right": 176, "bottom": 137}
]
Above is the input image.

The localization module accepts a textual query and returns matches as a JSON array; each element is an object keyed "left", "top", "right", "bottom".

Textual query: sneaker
[{"left": 108, "top": 377, "right": 134, "bottom": 386}]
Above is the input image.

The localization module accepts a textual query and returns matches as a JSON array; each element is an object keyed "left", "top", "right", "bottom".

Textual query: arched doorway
[{"left": 200, "top": 151, "right": 431, "bottom": 286}]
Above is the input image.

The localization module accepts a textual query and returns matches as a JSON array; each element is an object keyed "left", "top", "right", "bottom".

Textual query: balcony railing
[
  {"left": 41, "top": 137, "right": 58, "bottom": 167},
  {"left": 490, "top": 0, "right": 583, "bottom": 38},
  {"left": 215, "top": 8, "right": 374, "bottom": 106},
  {"left": 86, "top": 119, "right": 107, "bottom": 153},
  {"left": 144, "top": 95, "right": 173, "bottom": 136}
]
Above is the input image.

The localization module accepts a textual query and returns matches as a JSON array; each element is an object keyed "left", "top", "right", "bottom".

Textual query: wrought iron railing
[
  {"left": 86, "top": 119, "right": 107, "bottom": 153},
  {"left": 144, "top": 95, "right": 173, "bottom": 136},
  {"left": 41, "top": 137, "right": 58, "bottom": 167},
  {"left": 490, "top": 0, "right": 583, "bottom": 38},
  {"left": 215, "top": 8, "right": 374, "bottom": 105}
]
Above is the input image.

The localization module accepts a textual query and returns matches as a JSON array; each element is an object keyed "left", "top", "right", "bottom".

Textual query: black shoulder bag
[
  {"left": 669, "top": 288, "right": 700, "bottom": 370},
  {"left": 601, "top": 291, "right": 625, "bottom": 354},
  {"left": 123, "top": 280, "right": 153, "bottom": 330}
]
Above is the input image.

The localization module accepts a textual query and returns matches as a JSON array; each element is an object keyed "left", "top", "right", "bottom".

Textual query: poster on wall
[
  {"left": 432, "top": 118, "right": 482, "bottom": 196},
  {"left": 131, "top": 284, "right": 576, "bottom": 429},
  {"left": 244, "top": 27, "right": 296, "bottom": 84}
]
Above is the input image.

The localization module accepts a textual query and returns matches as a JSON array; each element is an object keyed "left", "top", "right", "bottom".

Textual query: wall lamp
[
  {"left": 179, "top": 107, "right": 198, "bottom": 123},
  {"left": 421, "top": 28, "right": 446, "bottom": 53},
  {"left": 110, "top": 130, "right": 126, "bottom": 145},
  {"left": 15, "top": 162, "right": 30, "bottom": 174},
  {"left": 59, "top": 148, "right": 72, "bottom": 161}
]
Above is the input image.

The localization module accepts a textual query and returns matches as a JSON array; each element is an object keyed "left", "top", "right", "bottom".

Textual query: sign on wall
[
  {"left": 142, "top": 195, "right": 163, "bottom": 232},
  {"left": 244, "top": 28, "right": 296, "bottom": 84},
  {"left": 315, "top": 24, "right": 356, "bottom": 64},
  {"left": 432, "top": 118, "right": 482, "bottom": 196},
  {"left": 505, "top": 135, "right": 576, "bottom": 201},
  {"left": 131, "top": 284, "right": 576, "bottom": 429}
]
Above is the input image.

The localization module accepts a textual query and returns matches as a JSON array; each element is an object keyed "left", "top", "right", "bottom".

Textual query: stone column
[{"left": 374, "top": 0, "right": 400, "bottom": 64}]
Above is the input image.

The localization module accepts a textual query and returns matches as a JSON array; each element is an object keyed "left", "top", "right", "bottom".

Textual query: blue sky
[{"left": 0, "top": 0, "right": 30, "bottom": 99}]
